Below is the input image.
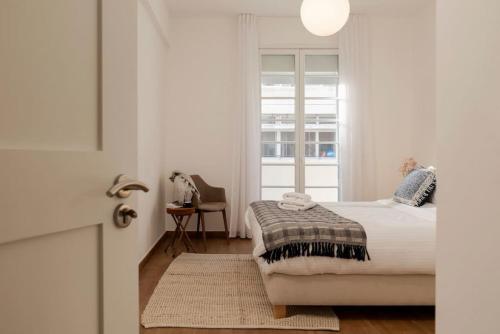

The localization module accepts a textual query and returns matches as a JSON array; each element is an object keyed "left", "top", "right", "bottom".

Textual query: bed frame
[
  {"left": 260, "top": 271, "right": 435, "bottom": 319},
  {"left": 248, "top": 205, "right": 436, "bottom": 319}
]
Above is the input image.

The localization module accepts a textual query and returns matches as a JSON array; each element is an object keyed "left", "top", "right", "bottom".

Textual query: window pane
[
  {"left": 261, "top": 76, "right": 295, "bottom": 98},
  {"left": 280, "top": 132, "right": 295, "bottom": 141},
  {"left": 305, "top": 55, "right": 338, "bottom": 74},
  {"left": 304, "top": 115, "right": 337, "bottom": 131},
  {"left": 261, "top": 114, "right": 296, "bottom": 132},
  {"left": 319, "top": 144, "right": 335, "bottom": 158},
  {"left": 305, "top": 144, "right": 338, "bottom": 164},
  {"left": 305, "top": 99, "right": 337, "bottom": 114},
  {"left": 304, "top": 54, "right": 338, "bottom": 185},
  {"left": 261, "top": 74, "right": 295, "bottom": 86},
  {"left": 305, "top": 132, "right": 316, "bottom": 142},
  {"left": 319, "top": 132, "right": 336, "bottom": 142},
  {"left": 262, "top": 188, "right": 296, "bottom": 201},
  {"left": 261, "top": 54, "right": 297, "bottom": 172},
  {"left": 261, "top": 144, "right": 296, "bottom": 159},
  {"left": 262, "top": 55, "right": 295, "bottom": 72},
  {"left": 261, "top": 114, "right": 296, "bottom": 125},
  {"left": 262, "top": 55, "right": 295, "bottom": 98},
  {"left": 262, "top": 143, "right": 276, "bottom": 157},
  {"left": 261, "top": 132, "right": 276, "bottom": 141},
  {"left": 305, "top": 166, "right": 339, "bottom": 187},
  {"left": 305, "top": 76, "right": 338, "bottom": 86},
  {"left": 305, "top": 188, "right": 338, "bottom": 202},
  {"left": 262, "top": 99, "right": 295, "bottom": 113},
  {"left": 262, "top": 166, "right": 295, "bottom": 187},
  {"left": 305, "top": 144, "right": 316, "bottom": 157},
  {"left": 280, "top": 143, "right": 295, "bottom": 157},
  {"left": 262, "top": 157, "right": 295, "bottom": 164},
  {"left": 305, "top": 55, "right": 338, "bottom": 100},
  {"left": 305, "top": 78, "right": 338, "bottom": 98}
]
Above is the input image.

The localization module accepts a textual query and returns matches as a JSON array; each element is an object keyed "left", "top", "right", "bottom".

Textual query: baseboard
[
  {"left": 139, "top": 231, "right": 169, "bottom": 270},
  {"left": 163, "top": 230, "right": 229, "bottom": 239},
  {"left": 182, "top": 231, "right": 228, "bottom": 238}
]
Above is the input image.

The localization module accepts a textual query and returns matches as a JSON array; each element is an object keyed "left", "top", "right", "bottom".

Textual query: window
[
  {"left": 280, "top": 132, "right": 295, "bottom": 158},
  {"left": 261, "top": 132, "right": 276, "bottom": 157},
  {"left": 261, "top": 50, "right": 340, "bottom": 202},
  {"left": 305, "top": 132, "right": 316, "bottom": 157}
]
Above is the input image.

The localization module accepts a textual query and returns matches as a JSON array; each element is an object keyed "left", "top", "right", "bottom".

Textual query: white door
[{"left": 0, "top": 1, "right": 140, "bottom": 334}]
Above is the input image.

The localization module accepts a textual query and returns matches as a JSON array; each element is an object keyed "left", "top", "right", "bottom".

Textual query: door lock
[{"left": 113, "top": 204, "right": 138, "bottom": 228}]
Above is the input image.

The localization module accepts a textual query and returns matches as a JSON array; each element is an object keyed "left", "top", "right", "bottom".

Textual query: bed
[{"left": 245, "top": 199, "right": 436, "bottom": 318}]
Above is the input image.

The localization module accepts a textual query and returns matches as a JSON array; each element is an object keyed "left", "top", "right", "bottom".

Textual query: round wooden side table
[{"left": 164, "top": 207, "right": 197, "bottom": 257}]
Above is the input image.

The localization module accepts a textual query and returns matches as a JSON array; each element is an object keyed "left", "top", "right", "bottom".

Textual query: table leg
[
  {"left": 179, "top": 214, "right": 197, "bottom": 253},
  {"left": 165, "top": 213, "right": 197, "bottom": 257},
  {"left": 164, "top": 219, "right": 181, "bottom": 253},
  {"left": 171, "top": 215, "right": 185, "bottom": 256}
]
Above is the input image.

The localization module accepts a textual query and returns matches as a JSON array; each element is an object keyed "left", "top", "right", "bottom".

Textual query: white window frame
[{"left": 259, "top": 48, "right": 341, "bottom": 201}]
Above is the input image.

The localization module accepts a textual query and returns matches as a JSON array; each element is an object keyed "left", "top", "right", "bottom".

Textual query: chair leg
[
  {"left": 200, "top": 211, "right": 207, "bottom": 251},
  {"left": 222, "top": 209, "right": 229, "bottom": 242}
]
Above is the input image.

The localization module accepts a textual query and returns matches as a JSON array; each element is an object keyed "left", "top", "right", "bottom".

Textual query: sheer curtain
[
  {"left": 338, "top": 15, "right": 377, "bottom": 201},
  {"left": 229, "top": 14, "right": 260, "bottom": 238}
]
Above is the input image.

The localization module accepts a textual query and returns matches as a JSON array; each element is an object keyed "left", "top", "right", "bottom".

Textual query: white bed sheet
[{"left": 246, "top": 200, "right": 436, "bottom": 276}]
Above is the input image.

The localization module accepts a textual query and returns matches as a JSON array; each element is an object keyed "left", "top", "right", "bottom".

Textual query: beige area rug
[{"left": 141, "top": 253, "right": 339, "bottom": 331}]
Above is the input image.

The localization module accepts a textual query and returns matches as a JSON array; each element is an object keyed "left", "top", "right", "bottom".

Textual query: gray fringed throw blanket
[{"left": 250, "top": 200, "right": 370, "bottom": 263}]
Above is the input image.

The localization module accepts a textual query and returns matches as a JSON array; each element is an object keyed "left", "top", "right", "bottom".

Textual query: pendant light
[{"left": 300, "top": 0, "right": 350, "bottom": 37}]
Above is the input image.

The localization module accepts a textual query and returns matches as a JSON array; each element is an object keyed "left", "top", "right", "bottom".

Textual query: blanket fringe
[{"left": 260, "top": 242, "right": 370, "bottom": 264}]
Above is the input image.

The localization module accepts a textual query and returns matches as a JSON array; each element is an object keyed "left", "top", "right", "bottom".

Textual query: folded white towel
[
  {"left": 283, "top": 192, "right": 312, "bottom": 202},
  {"left": 281, "top": 199, "right": 313, "bottom": 207},
  {"left": 278, "top": 201, "right": 317, "bottom": 211}
]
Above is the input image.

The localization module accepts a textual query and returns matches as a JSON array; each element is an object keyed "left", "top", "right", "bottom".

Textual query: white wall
[
  {"left": 164, "top": 11, "right": 436, "bottom": 230},
  {"left": 411, "top": 2, "right": 436, "bottom": 168},
  {"left": 258, "top": 17, "right": 338, "bottom": 48},
  {"left": 137, "top": 0, "right": 170, "bottom": 261},
  {"left": 164, "top": 17, "right": 238, "bottom": 231},
  {"left": 436, "top": 0, "right": 500, "bottom": 333},
  {"left": 369, "top": 5, "right": 436, "bottom": 197},
  {"left": 369, "top": 16, "right": 416, "bottom": 197}
]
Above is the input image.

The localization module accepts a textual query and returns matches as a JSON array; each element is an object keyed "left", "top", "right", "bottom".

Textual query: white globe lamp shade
[{"left": 300, "top": 0, "right": 350, "bottom": 37}]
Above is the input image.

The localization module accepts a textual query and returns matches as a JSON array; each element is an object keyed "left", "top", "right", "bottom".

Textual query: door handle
[{"left": 106, "top": 174, "right": 149, "bottom": 198}]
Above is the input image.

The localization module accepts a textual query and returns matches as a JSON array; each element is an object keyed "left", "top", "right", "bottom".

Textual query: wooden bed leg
[{"left": 272, "top": 305, "right": 287, "bottom": 319}]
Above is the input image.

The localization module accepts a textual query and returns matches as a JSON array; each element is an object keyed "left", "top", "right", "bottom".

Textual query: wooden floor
[{"left": 140, "top": 236, "right": 435, "bottom": 334}]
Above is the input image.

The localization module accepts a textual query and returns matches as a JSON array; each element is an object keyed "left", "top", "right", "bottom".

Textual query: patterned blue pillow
[{"left": 393, "top": 169, "right": 436, "bottom": 207}]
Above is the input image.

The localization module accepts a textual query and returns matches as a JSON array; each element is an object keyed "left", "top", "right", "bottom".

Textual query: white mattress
[{"left": 246, "top": 200, "right": 436, "bottom": 276}]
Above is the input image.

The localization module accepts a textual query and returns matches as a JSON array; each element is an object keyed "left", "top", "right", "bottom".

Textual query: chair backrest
[
  {"left": 190, "top": 175, "right": 226, "bottom": 205},
  {"left": 190, "top": 175, "right": 208, "bottom": 203}
]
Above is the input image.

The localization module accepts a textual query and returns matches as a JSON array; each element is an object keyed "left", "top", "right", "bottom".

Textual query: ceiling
[{"left": 165, "top": 0, "right": 433, "bottom": 17}]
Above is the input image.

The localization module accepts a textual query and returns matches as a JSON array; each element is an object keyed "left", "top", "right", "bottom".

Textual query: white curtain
[
  {"left": 229, "top": 14, "right": 260, "bottom": 238},
  {"left": 338, "top": 15, "right": 377, "bottom": 201}
]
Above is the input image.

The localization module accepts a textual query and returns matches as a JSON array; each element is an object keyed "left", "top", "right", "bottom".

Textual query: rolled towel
[
  {"left": 283, "top": 192, "right": 312, "bottom": 202},
  {"left": 278, "top": 201, "right": 317, "bottom": 211}
]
